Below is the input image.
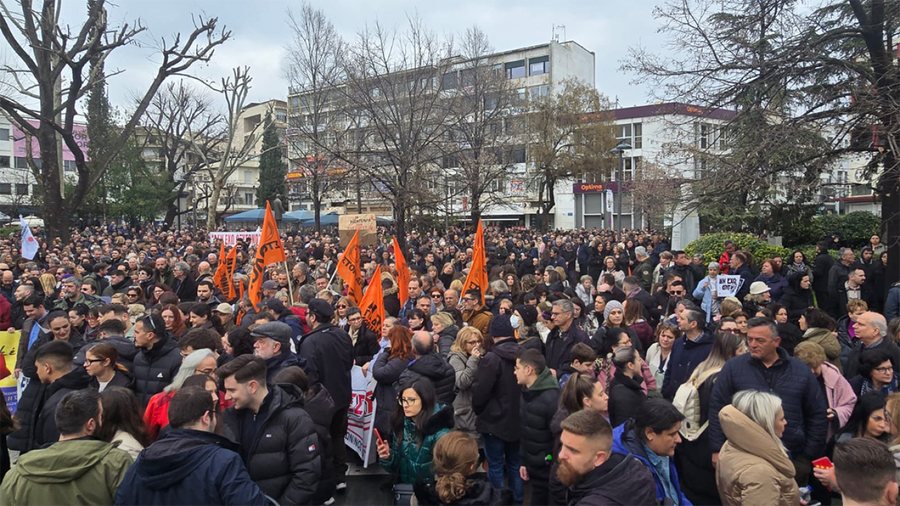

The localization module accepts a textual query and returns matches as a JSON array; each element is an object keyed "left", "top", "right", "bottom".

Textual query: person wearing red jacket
[{"left": 718, "top": 240, "right": 736, "bottom": 275}]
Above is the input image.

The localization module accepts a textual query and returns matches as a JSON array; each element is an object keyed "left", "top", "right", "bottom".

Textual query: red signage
[{"left": 573, "top": 183, "right": 605, "bottom": 194}]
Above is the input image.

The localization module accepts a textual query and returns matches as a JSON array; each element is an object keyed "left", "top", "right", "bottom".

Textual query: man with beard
[{"left": 557, "top": 409, "right": 656, "bottom": 505}]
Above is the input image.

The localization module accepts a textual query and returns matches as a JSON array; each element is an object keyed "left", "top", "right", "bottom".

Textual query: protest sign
[
  {"left": 345, "top": 365, "right": 377, "bottom": 466},
  {"left": 0, "top": 330, "right": 19, "bottom": 414},
  {"left": 716, "top": 275, "right": 743, "bottom": 298},
  {"left": 339, "top": 214, "right": 377, "bottom": 247}
]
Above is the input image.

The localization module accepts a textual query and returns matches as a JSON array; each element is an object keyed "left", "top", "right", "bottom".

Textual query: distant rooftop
[{"left": 610, "top": 102, "right": 737, "bottom": 121}]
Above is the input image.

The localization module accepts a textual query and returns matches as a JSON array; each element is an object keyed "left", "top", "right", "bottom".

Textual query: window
[
  {"left": 0, "top": 156, "right": 9, "bottom": 168},
  {"left": 530, "top": 84, "right": 550, "bottom": 99},
  {"left": 64, "top": 160, "right": 77, "bottom": 172},
  {"left": 616, "top": 124, "right": 632, "bottom": 143},
  {"left": 15, "top": 183, "right": 28, "bottom": 195},
  {"left": 633, "top": 122, "right": 642, "bottom": 149},
  {"left": 441, "top": 72, "right": 458, "bottom": 90},
  {"left": 484, "top": 93, "right": 499, "bottom": 110},
  {"left": 699, "top": 123, "right": 711, "bottom": 149},
  {"left": 718, "top": 126, "right": 728, "bottom": 150},
  {"left": 510, "top": 145, "right": 526, "bottom": 164},
  {"left": 512, "top": 88, "right": 527, "bottom": 107},
  {"left": 0, "top": 128, "right": 8, "bottom": 141},
  {"left": 489, "top": 176, "right": 506, "bottom": 193},
  {"left": 275, "top": 111, "right": 287, "bottom": 123},
  {"left": 15, "top": 157, "right": 27, "bottom": 169},
  {"left": 505, "top": 60, "right": 526, "bottom": 79},
  {"left": 0, "top": 184, "right": 10, "bottom": 195},
  {"left": 528, "top": 56, "right": 550, "bottom": 76},
  {"left": 243, "top": 192, "right": 255, "bottom": 206}
]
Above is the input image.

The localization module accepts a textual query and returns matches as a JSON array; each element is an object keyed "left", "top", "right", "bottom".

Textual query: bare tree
[
  {"left": 628, "top": 160, "right": 682, "bottom": 231},
  {"left": 0, "top": 0, "right": 229, "bottom": 240},
  {"left": 284, "top": 3, "right": 354, "bottom": 231},
  {"left": 338, "top": 18, "right": 456, "bottom": 248},
  {"left": 527, "top": 79, "right": 618, "bottom": 230},
  {"left": 189, "top": 67, "right": 263, "bottom": 230},
  {"left": 143, "top": 81, "right": 224, "bottom": 228},
  {"left": 441, "top": 26, "right": 517, "bottom": 224}
]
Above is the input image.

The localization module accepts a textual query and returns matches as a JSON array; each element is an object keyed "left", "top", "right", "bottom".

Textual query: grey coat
[{"left": 448, "top": 350, "right": 479, "bottom": 432}]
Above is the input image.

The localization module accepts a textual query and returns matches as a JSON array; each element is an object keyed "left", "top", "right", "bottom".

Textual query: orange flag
[
  {"left": 247, "top": 201, "right": 286, "bottom": 308},
  {"left": 393, "top": 236, "right": 410, "bottom": 306},
  {"left": 222, "top": 246, "right": 238, "bottom": 301},
  {"left": 337, "top": 230, "right": 363, "bottom": 303},
  {"left": 213, "top": 242, "right": 229, "bottom": 295},
  {"left": 360, "top": 265, "right": 385, "bottom": 333},
  {"left": 460, "top": 219, "right": 488, "bottom": 301}
]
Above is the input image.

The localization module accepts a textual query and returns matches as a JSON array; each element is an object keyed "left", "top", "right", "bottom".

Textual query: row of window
[
  {"left": 616, "top": 123, "right": 643, "bottom": 149},
  {"left": 0, "top": 156, "right": 78, "bottom": 172},
  {"left": 440, "top": 55, "right": 551, "bottom": 91},
  {"left": 0, "top": 183, "right": 33, "bottom": 196},
  {"left": 441, "top": 145, "right": 526, "bottom": 168}
]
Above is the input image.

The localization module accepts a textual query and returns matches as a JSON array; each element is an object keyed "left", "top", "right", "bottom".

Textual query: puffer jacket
[
  {"left": 564, "top": 453, "right": 656, "bottom": 506},
  {"left": 7, "top": 367, "right": 91, "bottom": 453},
  {"left": 436, "top": 324, "right": 459, "bottom": 357},
  {"left": 801, "top": 327, "right": 842, "bottom": 370},
  {"left": 708, "top": 348, "right": 828, "bottom": 460},
  {"left": 520, "top": 368, "right": 559, "bottom": 470},
  {"left": 222, "top": 383, "right": 321, "bottom": 505},
  {"left": 380, "top": 405, "right": 454, "bottom": 485},
  {"left": 1, "top": 438, "right": 132, "bottom": 506},
  {"left": 373, "top": 350, "right": 411, "bottom": 436},
  {"left": 414, "top": 472, "right": 511, "bottom": 506},
  {"left": 304, "top": 384, "right": 338, "bottom": 504},
  {"left": 472, "top": 337, "right": 521, "bottom": 442},
  {"left": 399, "top": 353, "right": 457, "bottom": 406},
  {"left": 611, "top": 421, "right": 692, "bottom": 506},
  {"left": 448, "top": 350, "right": 480, "bottom": 432},
  {"left": 132, "top": 334, "right": 182, "bottom": 406},
  {"left": 715, "top": 405, "right": 800, "bottom": 506}
]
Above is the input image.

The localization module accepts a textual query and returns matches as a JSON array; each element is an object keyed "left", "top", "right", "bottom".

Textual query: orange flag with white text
[
  {"left": 223, "top": 245, "right": 238, "bottom": 301},
  {"left": 247, "top": 202, "right": 286, "bottom": 308},
  {"left": 337, "top": 230, "right": 363, "bottom": 303},
  {"left": 460, "top": 219, "right": 488, "bottom": 301},
  {"left": 393, "top": 236, "right": 410, "bottom": 306},
  {"left": 213, "top": 242, "right": 228, "bottom": 295},
  {"left": 359, "top": 265, "right": 385, "bottom": 333}
]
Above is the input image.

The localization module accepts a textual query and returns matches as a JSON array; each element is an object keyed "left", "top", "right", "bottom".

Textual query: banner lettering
[{"left": 345, "top": 365, "right": 377, "bottom": 466}]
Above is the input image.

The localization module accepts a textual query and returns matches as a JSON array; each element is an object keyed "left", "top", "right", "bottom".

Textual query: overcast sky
[{"left": 5, "top": 0, "right": 669, "bottom": 113}]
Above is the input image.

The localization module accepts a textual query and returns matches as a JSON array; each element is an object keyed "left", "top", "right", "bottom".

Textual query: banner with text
[
  {"left": 345, "top": 365, "right": 377, "bottom": 467},
  {"left": 0, "top": 330, "right": 19, "bottom": 414},
  {"left": 716, "top": 275, "right": 743, "bottom": 298},
  {"left": 209, "top": 231, "right": 261, "bottom": 247},
  {"left": 339, "top": 214, "right": 377, "bottom": 247}
]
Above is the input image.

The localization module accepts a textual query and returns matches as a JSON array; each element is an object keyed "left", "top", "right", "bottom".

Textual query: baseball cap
[
  {"left": 213, "top": 303, "right": 234, "bottom": 315},
  {"left": 307, "top": 298, "right": 335, "bottom": 320}
]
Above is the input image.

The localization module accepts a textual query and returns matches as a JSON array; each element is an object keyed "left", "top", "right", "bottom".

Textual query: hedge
[
  {"left": 685, "top": 232, "right": 790, "bottom": 265},
  {"left": 782, "top": 211, "right": 880, "bottom": 248}
]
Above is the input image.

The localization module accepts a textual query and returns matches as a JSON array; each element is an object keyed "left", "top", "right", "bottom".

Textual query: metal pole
[{"left": 616, "top": 152, "right": 623, "bottom": 231}]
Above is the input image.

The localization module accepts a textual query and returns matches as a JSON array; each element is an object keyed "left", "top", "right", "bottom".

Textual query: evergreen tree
[{"left": 256, "top": 111, "right": 286, "bottom": 206}]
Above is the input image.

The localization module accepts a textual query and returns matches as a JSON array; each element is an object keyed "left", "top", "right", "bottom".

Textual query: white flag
[{"left": 19, "top": 216, "right": 37, "bottom": 260}]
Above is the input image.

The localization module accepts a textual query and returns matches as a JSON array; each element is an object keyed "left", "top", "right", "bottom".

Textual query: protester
[
  {"left": 114, "top": 386, "right": 269, "bottom": 505},
  {"left": 143, "top": 348, "right": 218, "bottom": 441},
  {"left": 831, "top": 438, "right": 899, "bottom": 506},
  {"left": 836, "top": 391, "right": 891, "bottom": 443},
  {"left": 414, "top": 431, "right": 511, "bottom": 505},
  {"left": 515, "top": 348, "right": 559, "bottom": 505},
  {"left": 132, "top": 313, "right": 182, "bottom": 406},
  {"left": 447, "top": 326, "right": 484, "bottom": 434},
  {"left": 646, "top": 321, "right": 677, "bottom": 388},
  {"left": 715, "top": 390, "right": 800, "bottom": 506},
  {"left": 399, "top": 330, "right": 456, "bottom": 406},
  {"left": 662, "top": 308, "right": 713, "bottom": 400},
  {"left": 373, "top": 324, "right": 415, "bottom": 437},
  {"left": 608, "top": 346, "right": 646, "bottom": 427},
  {"left": 97, "top": 386, "right": 149, "bottom": 460},
  {"left": 218, "top": 354, "right": 322, "bottom": 505},
  {"left": 793, "top": 341, "right": 857, "bottom": 444}
]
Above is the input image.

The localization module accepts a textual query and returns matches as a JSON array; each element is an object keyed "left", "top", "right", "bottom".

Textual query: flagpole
[{"left": 284, "top": 260, "right": 295, "bottom": 305}]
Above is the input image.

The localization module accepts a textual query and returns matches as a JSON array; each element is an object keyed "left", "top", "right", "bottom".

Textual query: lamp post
[{"left": 609, "top": 141, "right": 632, "bottom": 231}]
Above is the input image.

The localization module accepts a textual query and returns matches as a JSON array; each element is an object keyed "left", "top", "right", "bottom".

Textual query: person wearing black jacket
[
  {"left": 7, "top": 341, "right": 91, "bottom": 453},
  {"left": 171, "top": 262, "right": 197, "bottom": 303},
  {"left": 708, "top": 318, "right": 827, "bottom": 486},
  {"left": 219, "top": 355, "right": 321, "bottom": 505},
  {"left": 344, "top": 307, "right": 380, "bottom": 366},
  {"left": 132, "top": 314, "right": 182, "bottom": 407},
  {"left": 250, "top": 321, "right": 306, "bottom": 384},
  {"left": 812, "top": 241, "right": 835, "bottom": 310},
  {"left": 544, "top": 299, "right": 588, "bottom": 376},
  {"left": 662, "top": 309, "right": 714, "bottom": 400},
  {"left": 472, "top": 315, "right": 524, "bottom": 503},
  {"left": 298, "top": 299, "right": 354, "bottom": 489},
  {"left": 515, "top": 349, "right": 559, "bottom": 506},
  {"left": 607, "top": 347, "right": 646, "bottom": 427},
  {"left": 75, "top": 318, "right": 138, "bottom": 372},
  {"left": 115, "top": 386, "right": 269, "bottom": 505},
  {"left": 399, "top": 331, "right": 456, "bottom": 406},
  {"left": 844, "top": 311, "right": 900, "bottom": 379},
  {"left": 558, "top": 409, "right": 657, "bottom": 506},
  {"left": 780, "top": 271, "right": 814, "bottom": 324}
]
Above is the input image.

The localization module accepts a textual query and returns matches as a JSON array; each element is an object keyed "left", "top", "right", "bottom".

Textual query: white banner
[
  {"left": 209, "top": 231, "right": 261, "bottom": 247},
  {"left": 716, "top": 274, "right": 743, "bottom": 298},
  {"left": 345, "top": 365, "right": 377, "bottom": 467}
]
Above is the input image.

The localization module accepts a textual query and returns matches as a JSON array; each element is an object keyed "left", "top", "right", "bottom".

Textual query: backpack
[{"left": 671, "top": 368, "right": 719, "bottom": 441}]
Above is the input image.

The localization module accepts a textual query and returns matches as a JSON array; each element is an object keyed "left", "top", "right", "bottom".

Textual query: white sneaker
[
  {"left": 324, "top": 497, "right": 336, "bottom": 505},
  {"left": 336, "top": 482, "right": 347, "bottom": 492}
]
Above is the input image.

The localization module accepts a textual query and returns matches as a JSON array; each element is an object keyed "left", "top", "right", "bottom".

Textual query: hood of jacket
[
  {"left": 409, "top": 353, "right": 455, "bottom": 381},
  {"left": 137, "top": 429, "right": 239, "bottom": 489},
  {"left": 490, "top": 337, "right": 520, "bottom": 361},
  {"left": 528, "top": 368, "right": 559, "bottom": 393},
  {"left": 803, "top": 327, "right": 833, "bottom": 342},
  {"left": 718, "top": 404, "right": 795, "bottom": 478},
  {"left": 50, "top": 366, "right": 91, "bottom": 393},
  {"left": 439, "top": 324, "right": 459, "bottom": 340},
  {"left": 15, "top": 439, "right": 122, "bottom": 483},
  {"left": 302, "top": 383, "right": 337, "bottom": 427}
]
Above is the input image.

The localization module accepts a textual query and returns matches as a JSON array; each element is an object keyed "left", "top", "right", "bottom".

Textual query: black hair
[
  {"left": 55, "top": 389, "right": 101, "bottom": 436},
  {"left": 393, "top": 380, "right": 438, "bottom": 444},
  {"left": 634, "top": 398, "right": 685, "bottom": 442},
  {"left": 516, "top": 348, "right": 546, "bottom": 373},
  {"left": 216, "top": 354, "right": 267, "bottom": 385},
  {"left": 168, "top": 386, "right": 216, "bottom": 429},
  {"left": 858, "top": 349, "right": 894, "bottom": 380},
  {"left": 803, "top": 307, "right": 836, "bottom": 331},
  {"left": 225, "top": 327, "right": 255, "bottom": 356},
  {"left": 96, "top": 318, "right": 127, "bottom": 335}
]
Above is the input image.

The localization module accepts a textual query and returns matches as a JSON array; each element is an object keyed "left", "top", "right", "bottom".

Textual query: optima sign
[{"left": 573, "top": 183, "right": 605, "bottom": 194}]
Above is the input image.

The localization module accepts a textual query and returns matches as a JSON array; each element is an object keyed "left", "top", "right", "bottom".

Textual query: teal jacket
[{"left": 380, "top": 405, "right": 454, "bottom": 485}]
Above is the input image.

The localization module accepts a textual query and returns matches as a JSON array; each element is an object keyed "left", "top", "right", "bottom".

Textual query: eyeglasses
[
  {"left": 398, "top": 397, "right": 419, "bottom": 406},
  {"left": 875, "top": 366, "right": 894, "bottom": 374},
  {"left": 83, "top": 358, "right": 105, "bottom": 365}
]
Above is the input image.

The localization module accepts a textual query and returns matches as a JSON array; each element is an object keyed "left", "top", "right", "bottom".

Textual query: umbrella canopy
[
  {"left": 283, "top": 209, "right": 314, "bottom": 221},
  {"left": 223, "top": 208, "right": 300, "bottom": 223},
  {"left": 300, "top": 212, "right": 339, "bottom": 226}
]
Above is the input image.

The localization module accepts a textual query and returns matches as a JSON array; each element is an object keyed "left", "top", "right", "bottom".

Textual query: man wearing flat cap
[
  {"left": 298, "top": 298, "right": 354, "bottom": 491},
  {"left": 251, "top": 321, "right": 305, "bottom": 384}
]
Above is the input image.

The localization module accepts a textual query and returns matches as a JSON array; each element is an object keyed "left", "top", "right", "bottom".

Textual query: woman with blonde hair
[
  {"left": 38, "top": 273, "right": 56, "bottom": 299},
  {"left": 716, "top": 390, "right": 800, "bottom": 506},
  {"left": 415, "top": 431, "right": 509, "bottom": 505},
  {"left": 447, "top": 327, "right": 484, "bottom": 434},
  {"left": 333, "top": 296, "right": 357, "bottom": 327}
]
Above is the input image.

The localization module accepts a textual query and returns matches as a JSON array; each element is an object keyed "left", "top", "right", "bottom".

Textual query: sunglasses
[{"left": 431, "top": 294, "right": 442, "bottom": 298}]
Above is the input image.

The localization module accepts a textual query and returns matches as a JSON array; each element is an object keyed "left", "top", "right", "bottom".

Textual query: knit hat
[
  {"left": 603, "top": 300, "right": 624, "bottom": 321},
  {"left": 515, "top": 304, "right": 538, "bottom": 328},
  {"left": 489, "top": 314, "right": 515, "bottom": 338}
]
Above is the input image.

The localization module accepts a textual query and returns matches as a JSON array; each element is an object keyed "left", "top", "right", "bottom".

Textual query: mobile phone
[
  {"left": 812, "top": 456, "right": 833, "bottom": 469},
  {"left": 374, "top": 428, "right": 384, "bottom": 446}
]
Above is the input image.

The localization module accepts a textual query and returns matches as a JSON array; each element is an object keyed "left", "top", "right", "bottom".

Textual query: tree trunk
[
  {"left": 313, "top": 194, "right": 322, "bottom": 233},
  {"left": 207, "top": 183, "right": 222, "bottom": 230},
  {"left": 469, "top": 192, "right": 481, "bottom": 225},
  {"left": 39, "top": 126, "right": 69, "bottom": 241},
  {"left": 880, "top": 147, "right": 900, "bottom": 289},
  {"left": 394, "top": 194, "right": 407, "bottom": 253}
]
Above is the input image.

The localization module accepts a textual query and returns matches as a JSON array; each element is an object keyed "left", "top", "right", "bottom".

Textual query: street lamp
[{"left": 609, "top": 141, "right": 632, "bottom": 231}]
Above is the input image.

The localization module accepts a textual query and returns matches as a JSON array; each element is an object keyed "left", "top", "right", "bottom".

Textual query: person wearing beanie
[
  {"left": 604, "top": 300, "right": 624, "bottom": 323},
  {"left": 472, "top": 313, "right": 525, "bottom": 503}
]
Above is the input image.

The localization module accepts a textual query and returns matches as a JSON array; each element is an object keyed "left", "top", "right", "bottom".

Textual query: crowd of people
[{"left": 0, "top": 222, "right": 897, "bottom": 505}]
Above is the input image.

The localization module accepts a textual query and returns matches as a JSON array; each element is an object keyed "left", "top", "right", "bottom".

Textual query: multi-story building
[
  {"left": 285, "top": 39, "right": 596, "bottom": 223},
  {"left": 568, "top": 103, "right": 735, "bottom": 245},
  {"left": 0, "top": 116, "right": 85, "bottom": 216}
]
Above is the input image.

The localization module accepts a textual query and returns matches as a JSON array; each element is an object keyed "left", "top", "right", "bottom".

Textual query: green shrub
[
  {"left": 685, "top": 232, "right": 790, "bottom": 265},
  {"left": 781, "top": 211, "right": 880, "bottom": 248}
]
